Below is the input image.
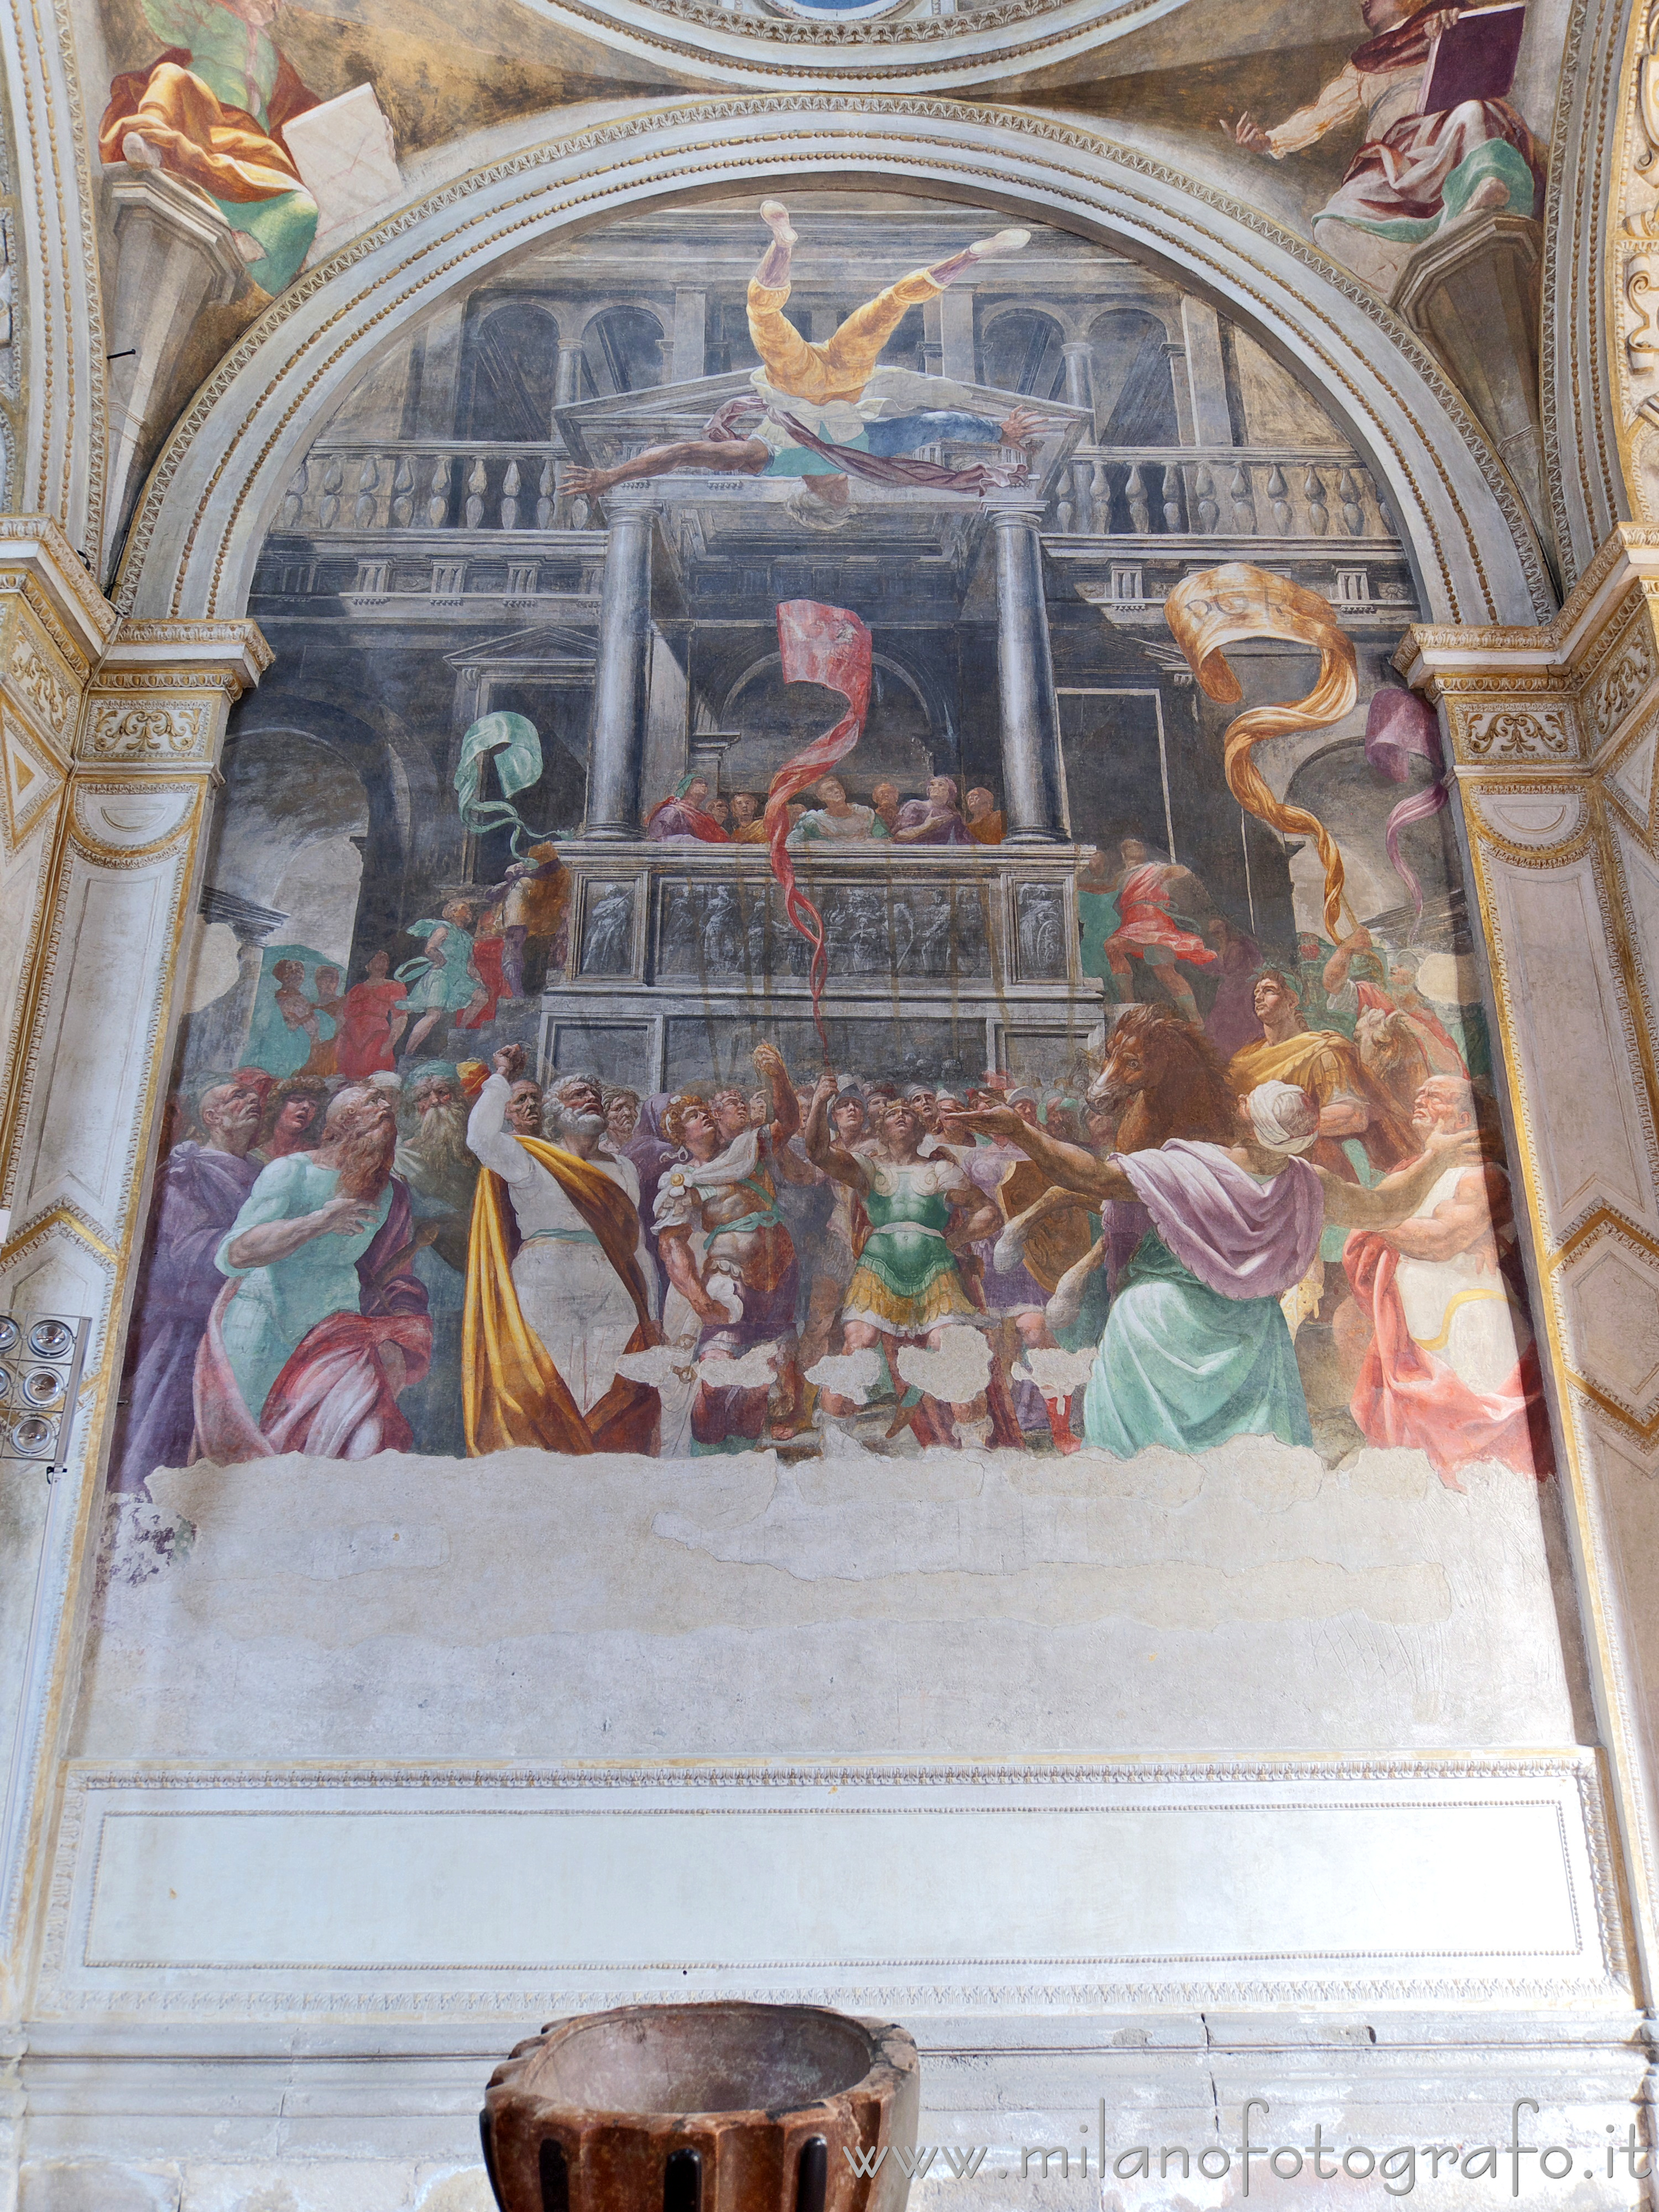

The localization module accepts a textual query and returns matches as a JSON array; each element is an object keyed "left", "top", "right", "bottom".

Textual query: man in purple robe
[
  {"left": 109, "top": 1072, "right": 270, "bottom": 1491},
  {"left": 892, "top": 774, "right": 971, "bottom": 846}
]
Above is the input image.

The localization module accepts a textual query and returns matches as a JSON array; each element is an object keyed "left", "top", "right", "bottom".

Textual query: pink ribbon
[
  {"left": 1365, "top": 687, "right": 1448, "bottom": 930},
  {"left": 763, "top": 599, "right": 874, "bottom": 1062}
]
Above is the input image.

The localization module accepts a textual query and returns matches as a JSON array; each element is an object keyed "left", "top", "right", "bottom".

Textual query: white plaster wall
[{"left": 75, "top": 1439, "right": 1574, "bottom": 1760}]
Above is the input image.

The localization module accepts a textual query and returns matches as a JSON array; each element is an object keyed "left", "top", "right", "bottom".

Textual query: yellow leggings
[{"left": 746, "top": 271, "right": 944, "bottom": 405}]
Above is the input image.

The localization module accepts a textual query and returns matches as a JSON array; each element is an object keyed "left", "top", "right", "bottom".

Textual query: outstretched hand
[
  {"left": 492, "top": 1043, "right": 526, "bottom": 1081},
  {"left": 998, "top": 405, "right": 1065, "bottom": 447},
  {"left": 1222, "top": 111, "right": 1272, "bottom": 154}
]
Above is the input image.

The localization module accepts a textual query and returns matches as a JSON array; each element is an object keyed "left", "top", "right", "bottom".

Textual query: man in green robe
[{"left": 945, "top": 1079, "right": 1486, "bottom": 1459}]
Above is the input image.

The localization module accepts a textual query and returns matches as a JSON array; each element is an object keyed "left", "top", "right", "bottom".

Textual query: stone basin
[{"left": 481, "top": 2001, "right": 920, "bottom": 2212}]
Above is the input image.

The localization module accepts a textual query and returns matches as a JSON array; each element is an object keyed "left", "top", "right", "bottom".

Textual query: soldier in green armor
[{"left": 804, "top": 1076, "right": 1001, "bottom": 1446}]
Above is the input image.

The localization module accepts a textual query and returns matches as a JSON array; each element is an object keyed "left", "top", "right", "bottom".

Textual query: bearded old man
[
  {"left": 464, "top": 1050, "right": 660, "bottom": 1455},
  {"left": 193, "top": 1084, "right": 432, "bottom": 1460},
  {"left": 109, "top": 1071, "right": 269, "bottom": 1491},
  {"left": 392, "top": 1062, "right": 479, "bottom": 1455}
]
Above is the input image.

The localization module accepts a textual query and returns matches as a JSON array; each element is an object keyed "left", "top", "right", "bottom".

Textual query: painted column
[
  {"left": 0, "top": 526, "right": 267, "bottom": 2013},
  {"left": 1400, "top": 523, "right": 1659, "bottom": 2005},
  {"left": 1061, "top": 339, "right": 1095, "bottom": 426},
  {"left": 585, "top": 493, "right": 654, "bottom": 839},
  {"left": 553, "top": 341, "right": 585, "bottom": 524},
  {"left": 938, "top": 285, "right": 977, "bottom": 384},
  {"left": 992, "top": 503, "right": 1066, "bottom": 844},
  {"left": 1164, "top": 341, "right": 1196, "bottom": 444},
  {"left": 554, "top": 338, "right": 583, "bottom": 418},
  {"left": 671, "top": 288, "right": 707, "bottom": 384},
  {"left": 1178, "top": 296, "right": 1234, "bottom": 447}
]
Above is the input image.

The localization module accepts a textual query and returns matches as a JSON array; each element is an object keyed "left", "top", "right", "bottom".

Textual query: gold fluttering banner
[{"left": 1164, "top": 562, "right": 1358, "bottom": 940}]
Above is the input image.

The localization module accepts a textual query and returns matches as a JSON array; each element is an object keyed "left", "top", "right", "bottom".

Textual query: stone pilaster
[
  {"left": 0, "top": 519, "right": 118, "bottom": 1204},
  {"left": 1400, "top": 521, "right": 1659, "bottom": 2002},
  {"left": 0, "top": 524, "right": 267, "bottom": 2014}
]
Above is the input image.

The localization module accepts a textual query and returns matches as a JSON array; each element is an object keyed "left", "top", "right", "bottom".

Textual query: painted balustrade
[
  {"left": 275, "top": 439, "right": 1397, "bottom": 544},
  {"left": 279, "top": 442, "right": 571, "bottom": 535},
  {"left": 1058, "top": 445, "right": 1396, "bottom": 540}
]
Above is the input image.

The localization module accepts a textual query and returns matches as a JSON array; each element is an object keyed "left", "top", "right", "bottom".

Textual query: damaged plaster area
[{"left": 73, "top": 1441, "right": 1574, "bottom": 1761}]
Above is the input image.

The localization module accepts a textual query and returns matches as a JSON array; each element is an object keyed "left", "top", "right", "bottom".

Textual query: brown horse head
[{"left": 1088, "top": 1001, "right": 1241, "bottom": 1151}]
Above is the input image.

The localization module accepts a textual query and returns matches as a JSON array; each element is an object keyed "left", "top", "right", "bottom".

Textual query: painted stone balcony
[
  {"left": 540, "top": 838, "right": 1105, "bottom": 1093},
  {"left": 1054, "top": 442, "right": 1399, "bottom": 541},
  {"left": 276, "top": 440, "right": 588, "bottom": 537}
]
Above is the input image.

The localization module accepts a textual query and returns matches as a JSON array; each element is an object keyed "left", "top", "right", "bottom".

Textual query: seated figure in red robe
[{"left": 1227, "top": 0, "right": 1545, "bottom": 295}]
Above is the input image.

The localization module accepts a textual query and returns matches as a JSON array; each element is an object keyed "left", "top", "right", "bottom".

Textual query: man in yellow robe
[
  {"left": 463, "top": 1047, "right": 660, "bottom": 1455},
  {"left": 1229, "top": 968, "right": 1412, "bottom": 1181},
  {"left": 1230, "top": 967, "right": 1414, "bottom": 1289}
]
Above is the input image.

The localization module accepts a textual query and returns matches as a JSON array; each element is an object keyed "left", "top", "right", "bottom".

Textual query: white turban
[{"left": 1246, "top": 1080, "right": 1320, "bottom": 1155}]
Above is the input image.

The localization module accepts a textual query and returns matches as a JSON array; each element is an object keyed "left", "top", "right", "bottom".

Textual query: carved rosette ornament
[{"left": 481, "top": 2004, "right": 919, "bottom": 2212}]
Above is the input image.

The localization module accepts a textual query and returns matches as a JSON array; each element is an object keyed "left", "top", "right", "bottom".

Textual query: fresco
[
  {"left": 84, "top": 0, "right": 1566, "bottom": 561},
  {"left": 1221, "top": 0, "right": 1546, "bottom": 294},
  {"left": 108, "top": 195, "right": 1552, "bottom": 1498}
]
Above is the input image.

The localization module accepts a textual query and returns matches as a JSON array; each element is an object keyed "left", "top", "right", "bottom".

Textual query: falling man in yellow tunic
[{"left": 565, "top": 202, "right": 1042, "bottom": 511}]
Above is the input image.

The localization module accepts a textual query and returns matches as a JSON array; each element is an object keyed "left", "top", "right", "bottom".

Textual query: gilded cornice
[{"left": 1399, "top": 528, "right": 1659, "bottom": 768}]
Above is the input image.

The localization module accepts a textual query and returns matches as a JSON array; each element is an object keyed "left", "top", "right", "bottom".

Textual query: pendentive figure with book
[
  {"left": 100, "top": 0, "right": 400, "bottom": 297},
  {"left": 1225, "top": 0, "right": 1543, "bottom": 295}
]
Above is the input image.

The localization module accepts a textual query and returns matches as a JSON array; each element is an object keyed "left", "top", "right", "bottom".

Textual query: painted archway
[{"left": 112, "top": 98, "right": 1557, "bottom": 629}]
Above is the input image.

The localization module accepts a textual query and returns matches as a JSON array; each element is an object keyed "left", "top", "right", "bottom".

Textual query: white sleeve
[
  {"left": 654, "top": 1166, "right": 702, "bottom": 1235},
  {"left": 1265, "top": 62, "right": 1365, "bottom": 154},
  {"left": 466, "top": 1072, "right": 534, "bottom": 1185}
]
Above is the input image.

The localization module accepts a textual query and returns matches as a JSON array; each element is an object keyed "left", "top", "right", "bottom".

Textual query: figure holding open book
[{"left": 1224, "top": 0, "right": 1543, "bottom": 295}]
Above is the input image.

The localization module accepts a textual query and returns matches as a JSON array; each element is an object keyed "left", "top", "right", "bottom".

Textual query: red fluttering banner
[{"left": 763, "top": 598, "right": 874, "bottom": 1062}]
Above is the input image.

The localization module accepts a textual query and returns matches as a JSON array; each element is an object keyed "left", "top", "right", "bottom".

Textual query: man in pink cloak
[{"left": 1343, "top": 1074, "right": 1553, "bottom": 1484}]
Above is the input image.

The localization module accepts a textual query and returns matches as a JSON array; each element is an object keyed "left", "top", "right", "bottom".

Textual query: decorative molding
[
  {"left": 1591, "top": 626, "right": 1657, "bottom": 738},
  {"left": 0, "top": 702, "right": 62, "bottom": 852},
  {"left": 80, "top": 701, "right": 210, "bottom": 762},
  {"left": 1462, "top": 706, "right": 1579, "bottom": 760},
  {"left": 0, "top": 519, "right": 114, "bottom": 662},
  {"left": 33, "top": 1755, "right": 1623, "bottom": 2021},
  {"left": 7, "top": 632, "right": 74, "bottom": 738},
  {"left": 67, "top": 778, "right": 202, "bottom": 857}
]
